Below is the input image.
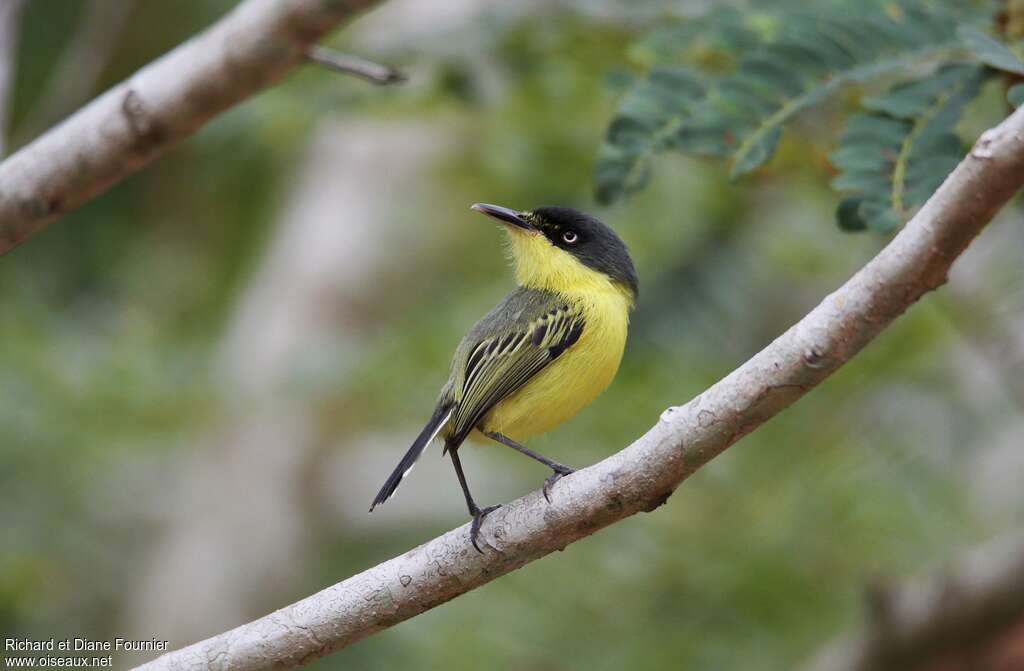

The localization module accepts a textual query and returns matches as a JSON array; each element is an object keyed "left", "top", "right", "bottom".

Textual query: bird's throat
[{"left": 506, "top": 229, "right": 635, "bottom": 306}]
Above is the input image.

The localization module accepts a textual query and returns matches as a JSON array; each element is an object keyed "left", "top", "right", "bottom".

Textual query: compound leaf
[{"left": 831, "top": 64, "right": 987, "bottom": 232}]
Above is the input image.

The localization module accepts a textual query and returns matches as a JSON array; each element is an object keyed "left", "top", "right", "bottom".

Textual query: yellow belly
[{"left": 477, "top": 287, "right": 630, "bottom": 441}]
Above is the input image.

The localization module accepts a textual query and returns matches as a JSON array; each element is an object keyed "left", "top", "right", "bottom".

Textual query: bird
[{"left": 369, "top": 203, "right": 638, "bottom": 552}]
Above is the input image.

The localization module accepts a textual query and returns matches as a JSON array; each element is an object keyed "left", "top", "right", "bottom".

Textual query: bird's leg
[
  {"left": 449, "top": 448, "right": 500, "bottom": 553},
  {"left": 484, "top": 430, "right": 575, "bottom": 503}
]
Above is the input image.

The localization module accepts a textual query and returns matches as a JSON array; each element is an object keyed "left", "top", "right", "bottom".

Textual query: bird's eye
[{"left": 562, "top": 231, "right": 578, "bottom": 244}]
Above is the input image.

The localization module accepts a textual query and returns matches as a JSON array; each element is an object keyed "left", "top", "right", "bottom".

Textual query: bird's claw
[
  {"left": 469, "top": 504, "right": 501, "bottom": 553},
  {"left": 543, "top": 465, "right": 575, "bottom": 503}
]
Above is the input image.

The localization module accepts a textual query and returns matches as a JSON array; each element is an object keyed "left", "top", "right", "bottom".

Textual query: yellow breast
[{"left": 478, "top": 282, "right": 632, "bottom": 441}]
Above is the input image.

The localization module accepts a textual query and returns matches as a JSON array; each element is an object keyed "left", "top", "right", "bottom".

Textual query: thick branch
[
  {"left": 0, "top": 0, "right": 384, "bottom": 255},
  {"left": 802, "top": 533, "right": 1024, "bottom": 671},
  {"left": 137, "top": 107, "right": 1024, "bottom": 671}
]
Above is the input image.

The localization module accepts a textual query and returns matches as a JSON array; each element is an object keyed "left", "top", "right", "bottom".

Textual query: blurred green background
[{"left": 2, "top": 1, "right": 1023, "bottom": 669}]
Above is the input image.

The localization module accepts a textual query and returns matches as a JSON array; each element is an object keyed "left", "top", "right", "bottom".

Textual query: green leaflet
[
  {"left": 595, "top": 2, "right": 968, "bottom": 204},
  {"left": 831, "top": 65, "right": 987, "bottom": 232},
  {"left": 593, "top": 5, "right": 773, "bottom": 205},
  {"left": 1009, "top": 83, "right": 1024, "bottom": 107},
  {"left": 594, "top": 0, "right": 1001, "bottom": 229},
  {"left": 730, "top": 126, "right": 780, "bottom": 178},
  {"left": 958, "top": 26, "right": 1024, "bottom": 75},
  {"left": 719, "top": 6, "right": 960, "bottom": 178},
  {"left": 628, "top": 6, "right": 765, "bottom": 69},
  {"left": 836, "top": 197, "right": 868, "bottom": 231},
  {"left": 594, "top": 67, "right": 704, "bottom": 204}
]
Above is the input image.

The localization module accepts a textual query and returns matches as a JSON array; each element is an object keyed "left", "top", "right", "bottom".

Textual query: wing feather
[{"left": 449, "top": 302, "right": 585, "bottom": 443}]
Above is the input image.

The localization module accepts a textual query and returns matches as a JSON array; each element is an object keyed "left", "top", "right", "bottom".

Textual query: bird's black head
[
  {"left": 471, "top": 203, "right": 639, "bottom": 299},
  {"left": 528, "top": 206, "right": 639, "bottom": 298}
]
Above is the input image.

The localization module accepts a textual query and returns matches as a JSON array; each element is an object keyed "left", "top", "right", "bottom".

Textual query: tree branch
[
  {"left": 135, "top": 108, "right": 1024, "bottom": 671},
  {"left": 0, "top": 0, "right": 384, "bottom": 255},
  {"left": 802, "top": 533, "right": 1024, "bottom": 671}
]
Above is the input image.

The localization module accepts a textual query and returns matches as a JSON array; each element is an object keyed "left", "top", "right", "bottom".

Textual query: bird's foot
[
  {"left": 469, "top": 504, "right": 501, "bottom": 553},
  {"left": 543, "top": 464, "right": 576, "bottom": 503}
]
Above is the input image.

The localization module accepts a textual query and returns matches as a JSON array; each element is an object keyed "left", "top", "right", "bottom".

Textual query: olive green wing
[{"left": 447, "top": 295, "right": 585, "bottom": 444}]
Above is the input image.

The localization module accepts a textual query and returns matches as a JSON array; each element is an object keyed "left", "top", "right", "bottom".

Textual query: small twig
[{"left": 306, "top": 46, "right": 406, "bottom": 85}]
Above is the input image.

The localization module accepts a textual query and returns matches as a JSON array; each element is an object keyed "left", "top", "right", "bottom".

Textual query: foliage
[
  {"left": 596, "top": 0, "right": 1021, "bottom": 232},
  {"left": 4, "top": 4, "right": 1024, "bottom": 671},
  {"left": 1011, "top": 83, "right": 1024, "bottom": 105},
  {"left": 833, "top": 64, "right": 988, "bottom": 231}
]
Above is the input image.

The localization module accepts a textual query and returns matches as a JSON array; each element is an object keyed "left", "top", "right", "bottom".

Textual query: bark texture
[
  {"left": 135, "top": 107, "right": 1024, "bottom": 671},
  {"left": 0, "top": 0, "right": 382, "bottom": 254}
]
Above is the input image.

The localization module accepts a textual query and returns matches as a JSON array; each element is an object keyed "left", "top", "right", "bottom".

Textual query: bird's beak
[{"left": 470, "top": 203, "right": 535, "bottom": 231}]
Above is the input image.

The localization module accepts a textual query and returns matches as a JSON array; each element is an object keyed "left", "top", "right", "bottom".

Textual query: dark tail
[{"left": 369, "top": 403, "right": 453, "bottom": 511}]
